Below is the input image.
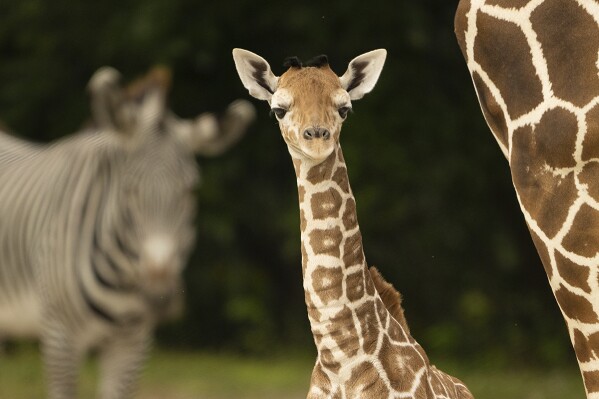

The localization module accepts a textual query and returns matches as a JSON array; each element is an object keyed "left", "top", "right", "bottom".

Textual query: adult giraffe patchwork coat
[{"left": 455, "top": 0, "right": 599, "bottom": 397}]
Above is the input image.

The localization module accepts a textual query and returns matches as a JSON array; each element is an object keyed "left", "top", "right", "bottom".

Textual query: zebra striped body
[
  {"left": 0, "top": 67, "right": 254, "bottom": 398},
  {"left": 0, "top": 133, "right": 44, "bottom": 340}
]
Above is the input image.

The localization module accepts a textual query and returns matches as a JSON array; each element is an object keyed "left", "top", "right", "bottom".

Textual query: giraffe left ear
[{"left": 340, "top": 49, "right": 387, "bottom": 100}]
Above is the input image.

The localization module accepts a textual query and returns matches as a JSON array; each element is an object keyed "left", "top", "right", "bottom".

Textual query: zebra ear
[
  {"left": 169, "top": 99, "right": 255, "bottom": 156},
  {"left": 88, "top": 66, "right": 171, "bottom": 136},
  {"left": 88, "top": 67, "right": 130, "bottom": 131}
]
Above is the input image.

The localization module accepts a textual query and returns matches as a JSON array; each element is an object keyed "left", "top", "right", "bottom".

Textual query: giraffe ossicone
[{"left": 233, "top": 48, "right": 473, "bottom": 399}]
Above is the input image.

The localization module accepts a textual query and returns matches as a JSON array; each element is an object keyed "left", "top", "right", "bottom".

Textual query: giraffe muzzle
[{"left": 303, "top": 127, "right": 331, "bottom": 141}]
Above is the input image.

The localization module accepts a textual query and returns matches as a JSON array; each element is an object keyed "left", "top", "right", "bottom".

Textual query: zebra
[{"left": 0, "top": 66, "right": 255, "bottom": 398}]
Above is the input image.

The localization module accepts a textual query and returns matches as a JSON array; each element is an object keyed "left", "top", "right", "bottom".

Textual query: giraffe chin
[{"left": 296, "top": 143, "right": 335, "bottom": 164}]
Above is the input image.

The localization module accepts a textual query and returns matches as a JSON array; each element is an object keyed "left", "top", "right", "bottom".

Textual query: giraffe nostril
[{"left": 304, "top": 128, "right": 330, "bottom": 141}]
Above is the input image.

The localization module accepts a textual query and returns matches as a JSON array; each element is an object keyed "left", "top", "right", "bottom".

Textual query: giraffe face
[
  {"left": 270, "top": 66, "right": 351, "bottom": 162},
  {"left": 233, "top": 48, "right": 387, "bottom": 162}
]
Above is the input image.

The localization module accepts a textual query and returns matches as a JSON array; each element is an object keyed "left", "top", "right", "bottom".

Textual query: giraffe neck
[
  {"left": 290, "top": 145, "right": 473, "bottom": 398},
  {"left": 293, "top": 144, "right": 387, "bottom": 371}
]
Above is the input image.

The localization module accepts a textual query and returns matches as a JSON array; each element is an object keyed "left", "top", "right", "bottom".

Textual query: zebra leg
[
  {"left": 41, "top": 327, "right": 82, "bottom": 399},
  {"left": 97, "top": 329, "right": 152, "bottom": 399}
]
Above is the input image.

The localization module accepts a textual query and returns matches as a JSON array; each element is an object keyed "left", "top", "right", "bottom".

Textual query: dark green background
[{"left": 0, "top": 0, "right": 573, "bottom": 366}]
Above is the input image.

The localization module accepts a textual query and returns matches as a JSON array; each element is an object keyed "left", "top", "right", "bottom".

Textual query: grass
[
  {"left": 0, "top": 346, "right": 586, "bottom": 399},
  {"left": 435, "top": 359, "right": 586, "bottom": 399}
]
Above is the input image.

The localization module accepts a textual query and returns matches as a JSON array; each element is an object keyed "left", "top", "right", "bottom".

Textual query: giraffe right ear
[{"left": 232, "top": 48, "right": 278, "bottom": 102}]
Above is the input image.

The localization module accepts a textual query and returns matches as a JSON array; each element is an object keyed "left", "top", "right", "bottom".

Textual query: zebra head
[{"left": 87, "top": 66, "right": 255, "bottom": 309}]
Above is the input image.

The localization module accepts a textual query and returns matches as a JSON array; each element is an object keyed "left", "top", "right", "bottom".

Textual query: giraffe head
[{"left": 233, "top": 48, "right": 386, "bottom": 163}]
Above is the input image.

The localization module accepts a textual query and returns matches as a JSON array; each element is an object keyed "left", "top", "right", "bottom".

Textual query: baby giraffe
[{"left": 233, "top": 49, "right": 473, "bottom": 399}]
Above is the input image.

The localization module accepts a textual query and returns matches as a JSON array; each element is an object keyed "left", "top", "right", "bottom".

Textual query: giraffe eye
[
  {"left": 271, "top": 107, "right": 287, "bottom": 119},
  {"left": 338, "top": 106, "right": 351, "bottom": 119}
]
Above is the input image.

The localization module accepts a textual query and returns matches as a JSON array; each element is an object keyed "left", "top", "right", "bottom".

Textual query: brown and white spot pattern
[
  {"left": 233, "top": 48, "right": 473, "bottom": 398},
  {"left": 456, "top": 1, "right": 599, "bottom": 397}
]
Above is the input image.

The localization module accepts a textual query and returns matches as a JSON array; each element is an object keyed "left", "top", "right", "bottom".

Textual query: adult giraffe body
[
  {"left": 233, "top": 49, "right": 473, "bottom": 399},
  {"left": 455, "top": 0, "right": 599, "bottom": 396}
]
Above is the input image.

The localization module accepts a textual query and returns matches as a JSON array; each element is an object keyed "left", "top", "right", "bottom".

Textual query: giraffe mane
[{"left": 368, "top": 266, "right": 410, "bottom": 334}]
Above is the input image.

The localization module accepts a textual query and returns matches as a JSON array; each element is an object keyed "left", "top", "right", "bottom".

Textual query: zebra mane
[
  {"left": 0, "top": 119, "right": 13, "bottom": 134},
  {"left": 124, "top": 66, "right": 172, "bottom": 102}
]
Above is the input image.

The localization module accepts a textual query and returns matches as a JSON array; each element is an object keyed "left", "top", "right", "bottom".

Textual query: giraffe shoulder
[{"left": 368, "top": 266, "right": 410, "bottom": 334}]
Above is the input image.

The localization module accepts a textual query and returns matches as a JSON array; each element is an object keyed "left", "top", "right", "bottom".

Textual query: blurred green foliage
[{"left": 0, "top": 0, "right": 575, "bottom": 366}]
